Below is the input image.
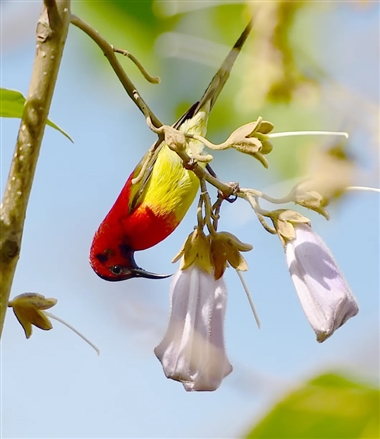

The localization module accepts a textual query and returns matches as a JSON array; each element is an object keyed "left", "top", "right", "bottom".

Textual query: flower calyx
[
  {"left": 174, "top": 229, "right": 253, "bottom": 280},
  {"left": 224, "top": 117, "right": 274, "bottom": 168},
  {"left": 293, "top": 188, "right": 330, "bottom": 219},
  {"left": 172, "top": 227, "right": 213, "bottom": 274},
  {"left": 210, "top": 231, "right": 253, "bottom": 280},
  {"left": 270, "top": 209, "right": 311, "bottom": 246},
  {"left": 8, "top": 293, "right": 57, "bottom": 338}
]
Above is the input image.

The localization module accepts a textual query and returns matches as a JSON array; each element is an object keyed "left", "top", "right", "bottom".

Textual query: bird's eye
[{"left": 110, "top": 265, "right": 122, "bottom": 275}]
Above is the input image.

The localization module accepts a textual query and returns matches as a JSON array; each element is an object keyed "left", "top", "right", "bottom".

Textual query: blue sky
[{"left": 1, "top": 2, "right": 379, "bottom": 438}]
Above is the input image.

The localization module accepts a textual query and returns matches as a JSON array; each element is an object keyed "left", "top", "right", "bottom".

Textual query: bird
[{"left": 90, "top": 20, "right": 253, "bottom": 281}]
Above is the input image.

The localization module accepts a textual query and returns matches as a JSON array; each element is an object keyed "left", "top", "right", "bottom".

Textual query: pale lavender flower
[
  {"left": 154, "top": 265, "right": 232, "bottom": 391},
  {"left": 285, "top": 224, "right": 359, "bottom": 342}
]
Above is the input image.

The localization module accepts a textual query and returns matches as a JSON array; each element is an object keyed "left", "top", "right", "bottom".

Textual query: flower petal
[
  {"left": 155, "top": 266, "right": 232, "bottom": 391},
  {"left": 285, "top": 224, "right": 359, "bottom": 342}
]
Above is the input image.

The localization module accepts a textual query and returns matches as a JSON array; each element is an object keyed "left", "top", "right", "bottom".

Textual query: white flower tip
[
  {"left": 155, "top": 340, "right": 232, "bottom": 392},
  {"left": 317, "top": 298, "right": 359, "bottom": 343},
  {"left": 182, "top": 363, "right": 233, "bottom": 392}
]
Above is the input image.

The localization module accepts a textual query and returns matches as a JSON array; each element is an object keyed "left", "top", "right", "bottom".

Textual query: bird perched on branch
[{"left": 90, "top": 20, "right": 253, "bottom": 281}]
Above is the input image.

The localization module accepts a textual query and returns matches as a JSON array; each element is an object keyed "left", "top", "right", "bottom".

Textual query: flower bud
[{"left": 284, "top": 224, "right": 359, "bottom": 342}]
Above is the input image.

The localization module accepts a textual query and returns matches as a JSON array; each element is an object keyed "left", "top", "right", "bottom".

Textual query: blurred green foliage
[
  {"left": 74, "top": 1, "right": 314, "bottom": 107},
  {"left": 72, "top": 1, "right": 325, "bottom": 179},
  {"left": 66, "top": 1, "right": 377, "bottom": 191},
  {"left": 245, "top": 372, "right": 380, "bottom": 439}
]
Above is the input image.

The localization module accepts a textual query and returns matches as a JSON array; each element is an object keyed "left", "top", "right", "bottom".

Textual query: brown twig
[
  {"left": 70, "top": 14, "right": 162, "bottom": 129},
  {"left": 0, "top": 0, "right": 72, "bottom": 338},
  {"left": 112, "top": 47, "right": 160, "bottom": 84}
]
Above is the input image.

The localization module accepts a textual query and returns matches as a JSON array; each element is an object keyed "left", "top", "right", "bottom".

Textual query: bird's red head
[{"left": 90, "top": 242, "right": 170, "bottom": 282}]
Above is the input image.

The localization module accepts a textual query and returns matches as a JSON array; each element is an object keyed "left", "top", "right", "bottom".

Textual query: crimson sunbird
[{"left": 90, "top": 21, "right": 253, "bottom": 281}]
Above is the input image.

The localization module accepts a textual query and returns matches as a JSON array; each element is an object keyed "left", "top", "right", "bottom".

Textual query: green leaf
[
  {"left": 46, "top": 118, "right": 73, "bottom": 143},
  {"left": 245, "top": 372, "right": 379, "bottom": 439},
  {"left": 0, "top": 88, "right": 73, "bottom": 142}
]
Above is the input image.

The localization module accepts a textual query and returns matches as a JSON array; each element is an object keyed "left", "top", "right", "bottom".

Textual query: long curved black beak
[
  {"left": 120, "top": 245, "right": 172, "bottom": 280},
  {"left": 131, "top": 268, "right": 172, "bottom": 280},
  {"left": 96, "top": 266, "right": 171, "bottom": 282}
]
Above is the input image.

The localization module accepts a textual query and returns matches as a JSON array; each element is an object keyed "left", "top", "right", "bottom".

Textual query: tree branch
[
  {"left": 69, "top": 15, "right": 239, "bottom": 200},
  {"left": 70, "top": 14, "right": 162, "bottom": 129},
  {"left": 43, "top": 0, "right": 60, "bottom": 27},
  {"left": 0, "top": 0, "right": 71, "bottom": 338}
]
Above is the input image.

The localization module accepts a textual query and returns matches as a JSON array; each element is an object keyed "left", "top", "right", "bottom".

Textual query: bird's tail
[{"left": 195, "top": 19, "right": 253, "bottom": 114}]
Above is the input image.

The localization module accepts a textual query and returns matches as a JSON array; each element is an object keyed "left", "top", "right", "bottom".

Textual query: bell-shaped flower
[
  {"left": 154, "top": 265, "right": 232, "bottom": 391},
  {"left": 285, "top": 223, "right": 359, "bottom": 342}
]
